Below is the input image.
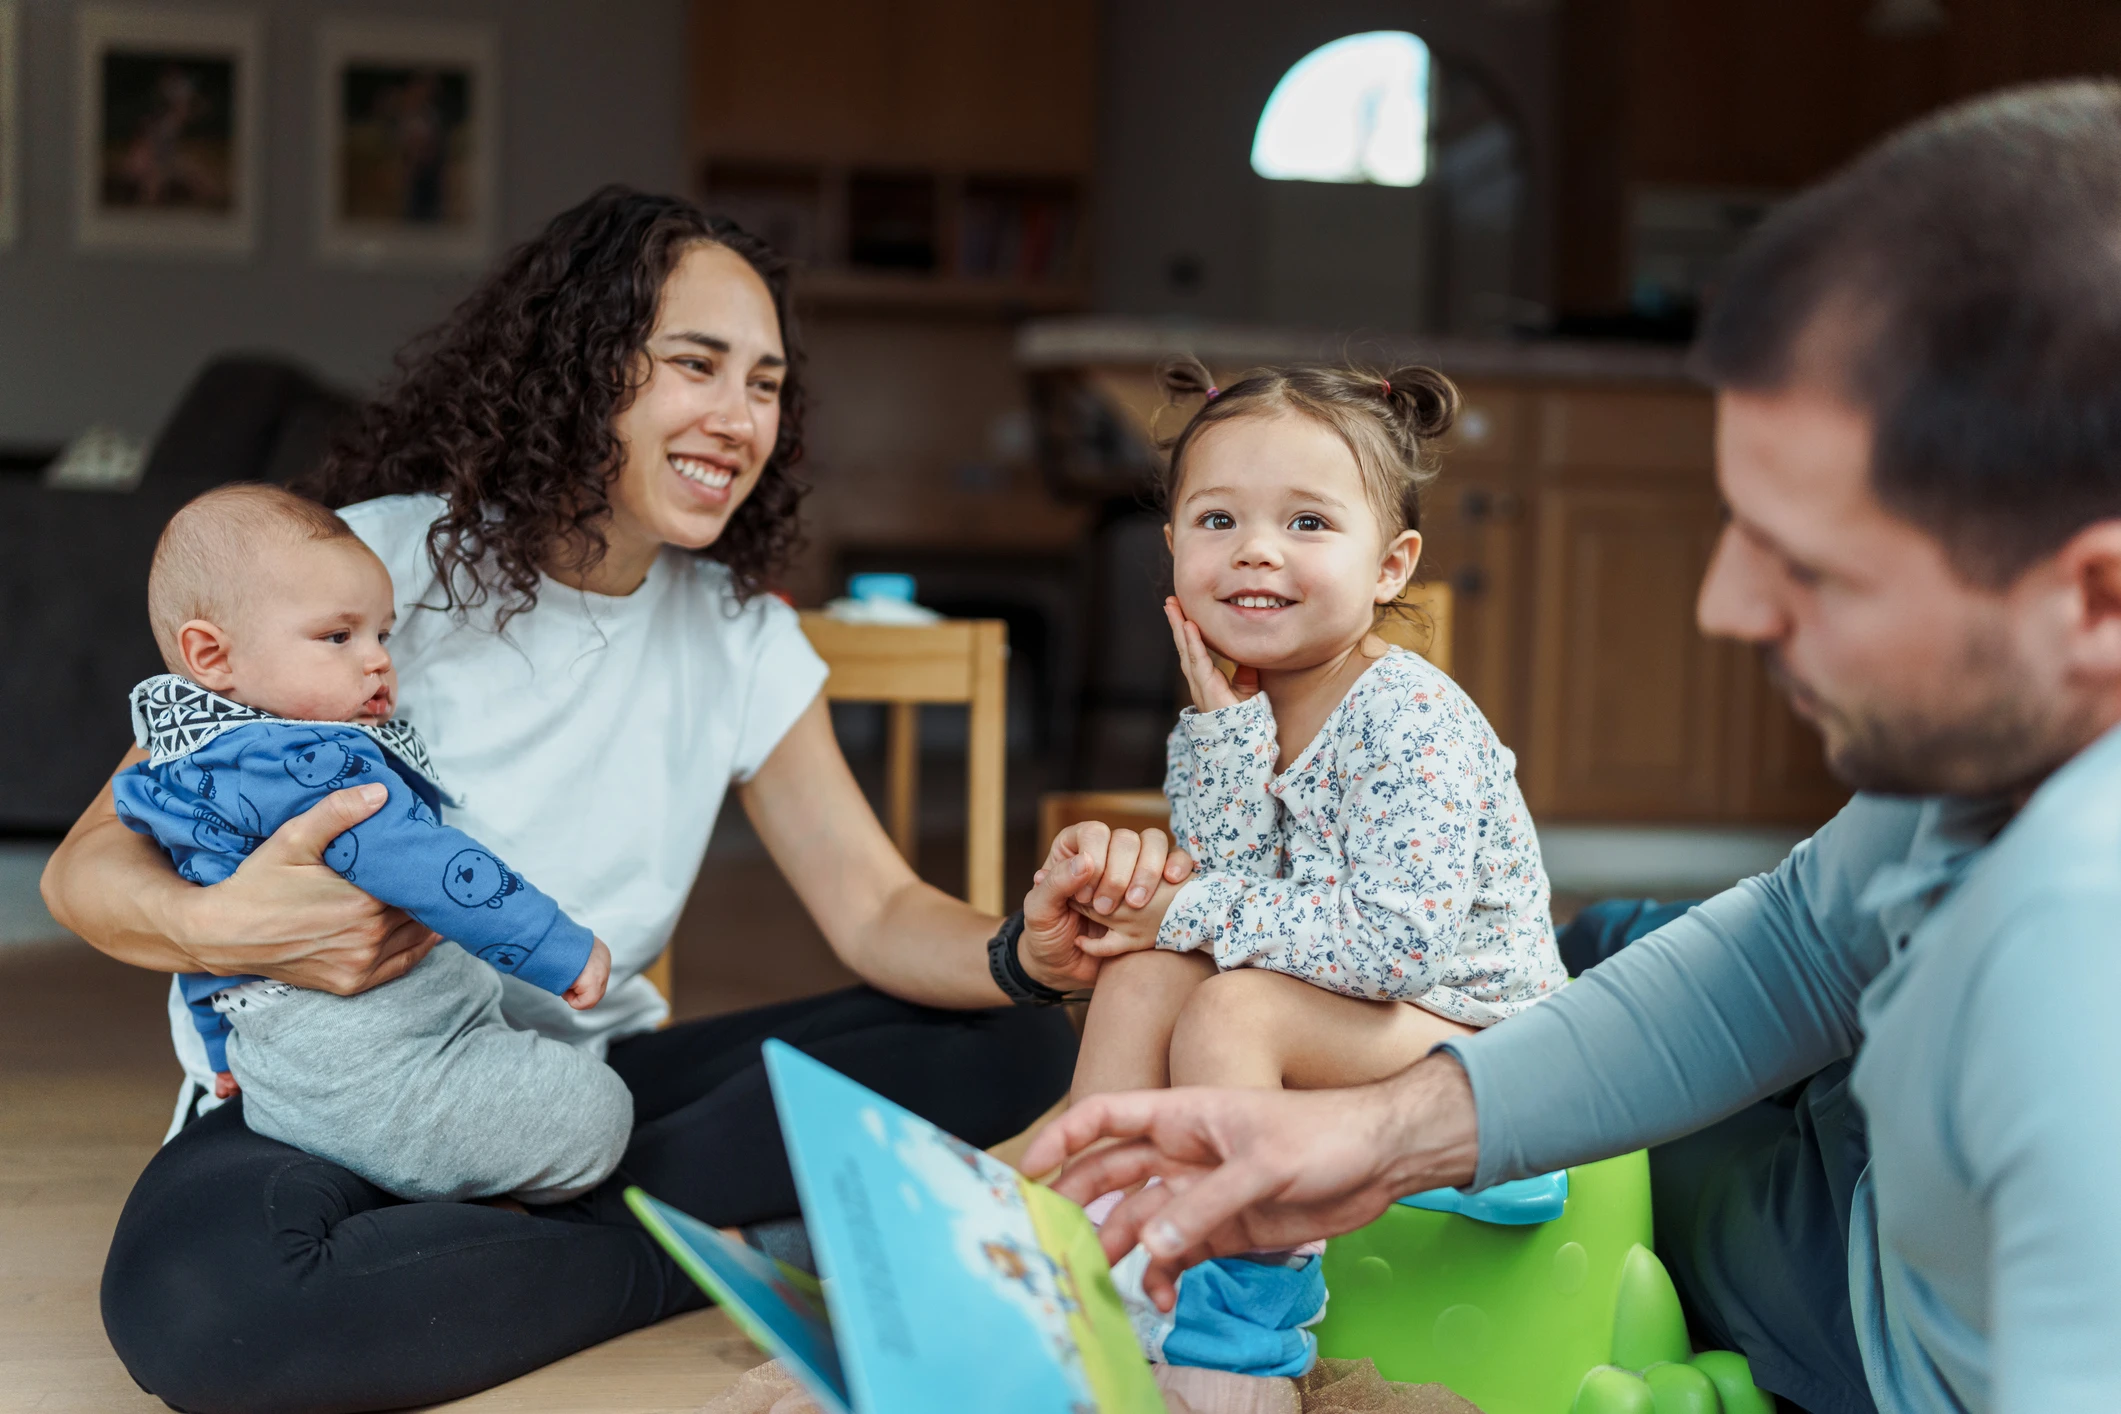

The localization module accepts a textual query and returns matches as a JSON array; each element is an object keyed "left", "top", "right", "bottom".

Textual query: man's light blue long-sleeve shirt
[{"left": 1445, "top": 722, "right": 2121, "bottom": 1414}]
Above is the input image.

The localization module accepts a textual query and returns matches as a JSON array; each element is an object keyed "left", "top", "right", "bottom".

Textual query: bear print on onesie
[
  {"left": 283, "top": 734, "right": 373, "bottom": 793},
  {"left": 113, "top": 674, "right": 600, "bottom": 1075}
]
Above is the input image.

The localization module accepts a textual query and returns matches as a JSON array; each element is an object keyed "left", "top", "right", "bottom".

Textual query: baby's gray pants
[{"left": 223, "top": 943, "right": 633, "bottom": 1204}]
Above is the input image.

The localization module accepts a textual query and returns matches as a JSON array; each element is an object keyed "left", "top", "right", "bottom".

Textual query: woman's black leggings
[{"left": 100, "top": 986, "right": 1078, "bottom": 1414}]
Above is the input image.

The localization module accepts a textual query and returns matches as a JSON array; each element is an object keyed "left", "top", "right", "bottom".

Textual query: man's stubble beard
[{"left": 1763, "top": 635, "right": 2083, "bottom": 801}]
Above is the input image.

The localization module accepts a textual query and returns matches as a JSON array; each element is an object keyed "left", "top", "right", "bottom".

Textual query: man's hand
[
  {"left": 1021, "top": 1055, "right": 1481, "bottom": 1311},
  {"left": 1021, "top": 822, "right": 1195, "bottom": 991},
  {"left": 181, "top": 783, "right": 440, "bottom": 995},
  {"left": 565, "top": 939, "right": 613, "bottom": 1010}
]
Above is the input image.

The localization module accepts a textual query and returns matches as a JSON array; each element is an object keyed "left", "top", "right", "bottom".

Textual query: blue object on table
[
  {"left": 1396, "top": 1169, "right": 1569, "bottom": 1225},
  {"left": 847, "top": 573, "right": 917, "bottom": 604}
]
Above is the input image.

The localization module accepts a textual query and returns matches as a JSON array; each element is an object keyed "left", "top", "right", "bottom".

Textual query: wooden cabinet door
[
  {"left": 1420, "top": 474, "right": 1529, "bottom": 747},
  {"left": 690, "top": 0, "right": 1097, "bottom": 173},
  {"left": 1727, "top": 650, "right": 1854, "bottom": 825},
  {"left": 1525, "top": 484, "right": 1731, "bottom": 819},
  {"left": 1423, "top": 385, "right": 1530, "bottom": 747}
]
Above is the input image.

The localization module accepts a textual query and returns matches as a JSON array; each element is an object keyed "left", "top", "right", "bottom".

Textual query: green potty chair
[{"left": 1313, "top": 1154, "right": 1772, "bottom": 1413}]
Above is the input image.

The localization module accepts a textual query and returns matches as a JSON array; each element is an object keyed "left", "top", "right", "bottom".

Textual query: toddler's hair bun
[
  {"left": 1145, "top": 353, "right": 1462, "bottom": 541},
  {"left": 1155, "top": 355, "right": 1218, "bottom": 403},
  {"left": 1381, "top": 365, "right": 1460, "bottom": 441}
]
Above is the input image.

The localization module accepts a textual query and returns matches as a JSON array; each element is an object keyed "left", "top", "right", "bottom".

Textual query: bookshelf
[
  {"left": 699, "top": 160, "right": 1090, "bottom": 314},
  {"left": 687, "top": 1, "right": 1097, "bottom": 314}
]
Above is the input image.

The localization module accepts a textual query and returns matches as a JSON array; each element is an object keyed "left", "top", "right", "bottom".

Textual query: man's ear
[
  {"left": 2065, "top": 522, "right": 2121, "bottom": 668},
  {"left": 176, "top": 620, "right": 238, "bottom": 691},
  {"left": 1375, "top": 529, "right": 1423, "bottom": 604}
]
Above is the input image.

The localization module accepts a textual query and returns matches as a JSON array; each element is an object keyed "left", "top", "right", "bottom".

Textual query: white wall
[
  {"left": 1093, "top": 0, "right": 1557, "bottom": 328},
  {"left": 0, "top": 0, "right": 687, "bottom": 444}
]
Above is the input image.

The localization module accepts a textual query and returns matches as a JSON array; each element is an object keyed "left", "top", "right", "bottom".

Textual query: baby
[
  {"left": 113, "top": 484, "right": 631, "bottom": 1204},
  {"left": 1060, "top": 360, "right": 1566, "bottom": 1378}
]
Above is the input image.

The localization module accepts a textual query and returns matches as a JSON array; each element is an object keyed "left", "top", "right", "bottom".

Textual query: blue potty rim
[{"left": 1395, "top": 1169, "right": 1568, "bottom": 1225}]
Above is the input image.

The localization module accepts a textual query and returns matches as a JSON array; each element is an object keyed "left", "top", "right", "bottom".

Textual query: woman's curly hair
[{"left": 306, "top": 185, "right": 807, "bottom": 624}]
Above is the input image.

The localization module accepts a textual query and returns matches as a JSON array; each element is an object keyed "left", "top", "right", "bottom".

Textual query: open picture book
[{"left": 625, "top": 1040, "right": 1167, "bottom": 1413}]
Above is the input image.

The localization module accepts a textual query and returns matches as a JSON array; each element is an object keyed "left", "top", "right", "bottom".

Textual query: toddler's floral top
[{"left": 1158, "top": 647, "right": 1564, "bottom": 1025}]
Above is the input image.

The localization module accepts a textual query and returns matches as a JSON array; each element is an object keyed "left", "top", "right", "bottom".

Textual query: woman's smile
[{"left": 669, "top": 450, "right": 740, "bottom": 506}]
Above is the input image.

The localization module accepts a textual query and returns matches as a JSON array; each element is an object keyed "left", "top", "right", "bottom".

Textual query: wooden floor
[{"left": 0, "top": 836, "right": 877, "bottom": 1414}]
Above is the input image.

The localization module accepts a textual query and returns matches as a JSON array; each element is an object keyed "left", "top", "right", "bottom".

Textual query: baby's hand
[
  {"left": 1164, "top": 598, "right": 1259, "bottom": 713},
  {"left": 564, "top": 939, "right": 612, "bottom": 1010},
  {"left": 213, "top": 1070, "right": 241, "bottom": 1100},
  {"left": 1073, "top": 875, "right": 1181, "bottom": 958}
]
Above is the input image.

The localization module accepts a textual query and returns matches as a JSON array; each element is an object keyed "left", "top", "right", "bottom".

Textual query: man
[{"left": 1025, "top": 81, "right": 2121, "bottom": 1414}]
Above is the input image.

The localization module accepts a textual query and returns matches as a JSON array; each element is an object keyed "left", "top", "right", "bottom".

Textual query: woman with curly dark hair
[{"left": 44, "top": 186, "right": 1190, "bottom": 1412}]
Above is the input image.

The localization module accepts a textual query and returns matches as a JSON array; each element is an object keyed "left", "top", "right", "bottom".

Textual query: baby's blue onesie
[{"left": 112, "top": 675, "right": 594, "bottom": 1072}]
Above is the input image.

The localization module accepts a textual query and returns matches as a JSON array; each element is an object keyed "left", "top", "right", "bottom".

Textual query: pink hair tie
[
  {"left": 1380, "top": 378, "right": 1393, "bottom": 397},
  {"left": 1205, "top": 385, "right": 1220, "bottom": 401}
]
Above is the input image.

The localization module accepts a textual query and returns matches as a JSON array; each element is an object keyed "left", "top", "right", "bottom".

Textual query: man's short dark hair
[{"left": 1691, "top": 80, "right": 2121, "bottom": 585}]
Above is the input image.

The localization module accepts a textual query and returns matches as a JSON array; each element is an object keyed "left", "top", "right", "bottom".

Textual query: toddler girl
[{"left": 1063, "top": 359, "right": 1565, "bottom": 1379}]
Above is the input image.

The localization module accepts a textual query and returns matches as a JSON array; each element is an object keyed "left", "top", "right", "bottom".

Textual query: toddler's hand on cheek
[{"left": 1165, "top": 598, "right": 1259, "bottom": 713}]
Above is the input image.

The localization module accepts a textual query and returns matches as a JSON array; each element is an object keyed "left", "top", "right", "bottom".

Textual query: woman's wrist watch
[{"left": 987, "top": 912, "right": 1069, "bottom": 1007}]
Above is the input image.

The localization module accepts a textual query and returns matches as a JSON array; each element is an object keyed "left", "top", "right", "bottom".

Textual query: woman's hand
[
  {"left": 1165, "top": 597, "right": 1258, "bottom": 713},
  {"left": 180, "top": 783, "right": 441, "bottom": 995},
  {"left": 1020, "top": 822, "right": 1195, "bottom": 991},
  {"left": 740, "top": 694, "right": 1197, "bottom": 1009}
]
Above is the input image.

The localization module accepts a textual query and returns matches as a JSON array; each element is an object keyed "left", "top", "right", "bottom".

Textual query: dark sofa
[{"left": 0, "top": 357, "right": 354, "bottom": 831}]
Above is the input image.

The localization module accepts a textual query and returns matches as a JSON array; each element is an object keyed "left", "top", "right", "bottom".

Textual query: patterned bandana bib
[{"left": 127, "top": 674, "right": 453, "bottom": 803}]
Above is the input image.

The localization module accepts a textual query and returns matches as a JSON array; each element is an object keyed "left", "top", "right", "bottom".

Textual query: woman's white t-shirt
[{"left": 164, "top": 492, "right": 829, "bottom": 1103}]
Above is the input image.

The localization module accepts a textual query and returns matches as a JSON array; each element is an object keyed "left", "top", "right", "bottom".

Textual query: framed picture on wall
[
  {"left": 1, "top": 1, "right": 20, "bottom": 249},
  {"left": 74, "top": 6, "right": 260, "bottom": 256},
  {"left": 315, "top": 19, "right": 497, "bottom": 269}
]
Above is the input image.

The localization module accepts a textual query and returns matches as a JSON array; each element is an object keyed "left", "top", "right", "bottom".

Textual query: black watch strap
[{"left": 987, "top": 912, "right": 1068, "bottom": 1007}]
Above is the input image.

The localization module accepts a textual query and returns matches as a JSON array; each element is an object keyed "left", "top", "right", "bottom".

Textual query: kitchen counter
[{"left": 1015, "top": 315, "right": 1698, "bottom": 387}]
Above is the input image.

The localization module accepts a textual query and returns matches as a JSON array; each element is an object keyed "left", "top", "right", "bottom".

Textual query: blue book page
[
  {"left": 623, "top": 1187, "right": 851, "bottom": 1414},
  {"left": 764, "top": 1040, "right": 1161, "bottom": 1414}
]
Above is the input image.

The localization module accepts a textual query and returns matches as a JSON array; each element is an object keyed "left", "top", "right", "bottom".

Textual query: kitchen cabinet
[
  {"left": 1726, "top": 650, "right": 1852, "bottom": 823},
  {"left": 688, "top": 0, "right": 1096, "bottom": 313},
  {"left": 1417, "top": 391, "right": 1531, "bottom": 753},
  {"left": 689, "top": 0, "right": 1096, "bottom": 175},
  {"left": 1523, "top": 481, "right": 1730, "bottom": 818},
  {"left": 1436, "top": 380, "right": 1846, "bottom": 824}
]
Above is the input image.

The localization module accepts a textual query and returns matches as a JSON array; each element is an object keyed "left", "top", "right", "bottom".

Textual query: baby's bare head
[{"left": 148, "top": 485, "right": 399, "bottom": 722}]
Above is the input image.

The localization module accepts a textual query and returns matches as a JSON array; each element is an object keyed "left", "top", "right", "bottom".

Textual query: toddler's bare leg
[
  {"left": 1168, "top": 967, "right": 1475, "bottom": 1091},
  {"left": 1071, "top": 948, "right": 1218, "bottom": 1099}
]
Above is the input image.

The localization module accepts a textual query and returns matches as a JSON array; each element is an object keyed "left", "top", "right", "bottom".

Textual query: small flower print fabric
[{"left": 1158, "top": 648, "right": 1564, "bottom": 1026}]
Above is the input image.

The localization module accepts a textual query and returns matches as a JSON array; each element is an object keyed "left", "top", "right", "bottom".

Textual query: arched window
[{"left": 1250, "top": 32, "right": 1431, "bottom": 188}]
